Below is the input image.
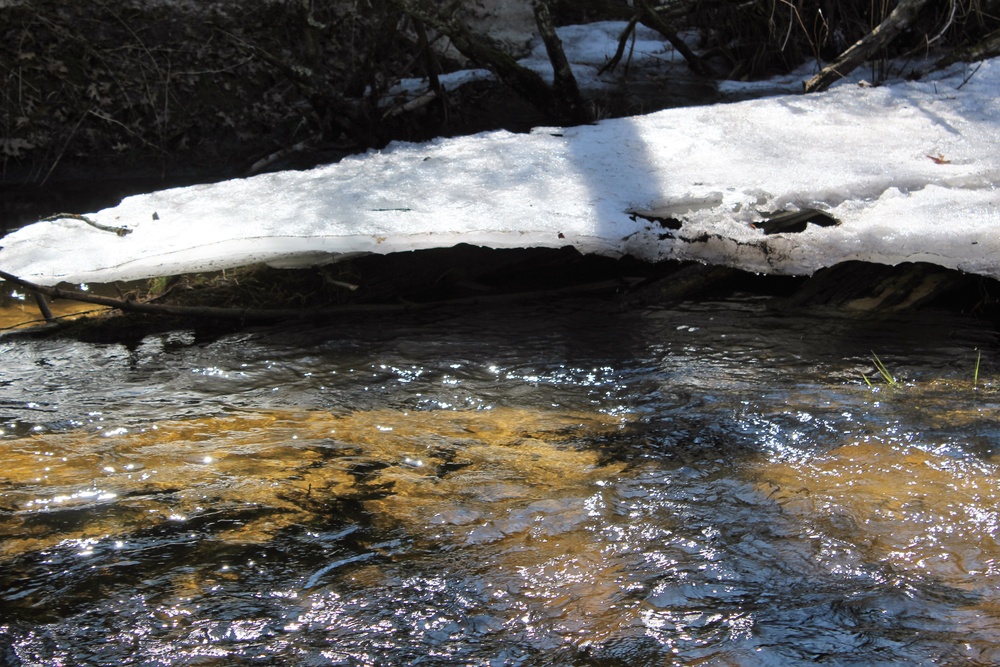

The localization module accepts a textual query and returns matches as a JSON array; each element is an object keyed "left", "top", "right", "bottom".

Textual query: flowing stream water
[{"left": 1, "top": 294, "right": 999, "bottom": 666}]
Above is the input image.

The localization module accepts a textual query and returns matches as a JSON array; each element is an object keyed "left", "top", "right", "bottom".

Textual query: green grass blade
[
  {"left": 870, "top": 352, "right": 896, "bottom": 385},
  {"left": 974, "top": 349, "right": 981, "bottom": 390}
]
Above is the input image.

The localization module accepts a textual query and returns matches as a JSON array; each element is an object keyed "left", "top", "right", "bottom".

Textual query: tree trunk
[{"left": 533, "top": 0, "right": 590, "bottom": 123}]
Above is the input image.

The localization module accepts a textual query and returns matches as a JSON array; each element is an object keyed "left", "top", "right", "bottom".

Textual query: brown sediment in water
[
  {"left": 0, "top": 406, "right": 627, "bottom": 559},
  {"left": 753, "top": 434, "right": 1000, "bottom": 586},
  {"left": 0, "top": 405, "right": 651, "bottom": 647}
]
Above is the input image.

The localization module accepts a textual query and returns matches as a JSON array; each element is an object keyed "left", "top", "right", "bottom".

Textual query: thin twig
[
  {"left": 926, "top": 0, "right": 956, "bottom": 47},
  {"left": 957, "top": 61, "right": 983, "bottom": 89},
  {"left": 40, "top": 108, "right": 91, "bottom": 187},
  {"left": 88, "top": 109, "right": 169, "bottom": 153},
  {"left": 0, "top": 307, "right": 110, "bottom": 333}
]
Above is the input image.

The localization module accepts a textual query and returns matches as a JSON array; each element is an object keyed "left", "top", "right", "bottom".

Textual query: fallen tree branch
[
  {"left": 0, "top": 269, "right": 644, "bottom": 326},
  {"left": 0, "top": 269, "right": 379, "bottom": 322},
  {"left": 804, "top": 0, "right": 933, "bottom": 93},
  {"left": 937, "top": 27, "right": 1000, "bottom": 68},
  {"left": 382, "top": 89, "right": 439, "bottom": 120},
  {"left": 248, "top": 139, "right": 314, "bottom": 175}
]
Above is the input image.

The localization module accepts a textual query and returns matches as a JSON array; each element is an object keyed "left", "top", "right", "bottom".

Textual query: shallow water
[{"left": 1, "top": 296, "right": 999, "bottom": 666}]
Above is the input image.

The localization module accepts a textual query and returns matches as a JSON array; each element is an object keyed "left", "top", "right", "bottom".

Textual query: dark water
[{"left": 1, "top": 297, "right": 999, "bottom": 666}]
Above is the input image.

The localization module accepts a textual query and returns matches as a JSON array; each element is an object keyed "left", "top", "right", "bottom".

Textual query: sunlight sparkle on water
[{"left": 2, "top": 298, "right": 1000, "bottom": 664}]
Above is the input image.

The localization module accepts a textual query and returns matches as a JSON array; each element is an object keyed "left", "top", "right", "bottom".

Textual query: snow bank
[{"left": 0, "top": 34, "right": 997, "bottom": 286}]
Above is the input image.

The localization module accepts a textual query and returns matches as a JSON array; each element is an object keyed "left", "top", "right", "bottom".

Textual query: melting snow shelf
[{"left": 2, "top": 58, "right": 999, "bottom": 286}]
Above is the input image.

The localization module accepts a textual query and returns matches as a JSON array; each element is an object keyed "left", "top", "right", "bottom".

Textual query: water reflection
[{"left": 0, "top": 298, "right": 998, "bottom": 665}]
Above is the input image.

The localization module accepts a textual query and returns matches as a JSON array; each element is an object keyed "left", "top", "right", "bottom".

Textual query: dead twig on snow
[{"left": 39, "top": 213, "right": 132, "bottom": 236}]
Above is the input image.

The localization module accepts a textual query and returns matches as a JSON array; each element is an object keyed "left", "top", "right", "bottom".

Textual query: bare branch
[{"left": 633, "top": 0, "right": 712, "bottom": 77}]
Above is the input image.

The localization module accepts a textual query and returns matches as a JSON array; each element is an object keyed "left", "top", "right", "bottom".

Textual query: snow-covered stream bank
[{"left": 1, "top": 24, "right": 997, "bottom": 289}]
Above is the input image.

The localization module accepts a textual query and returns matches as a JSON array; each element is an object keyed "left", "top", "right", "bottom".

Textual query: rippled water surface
[{"left": 1, "top": 297, "right": 999, "bottom": 666}]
